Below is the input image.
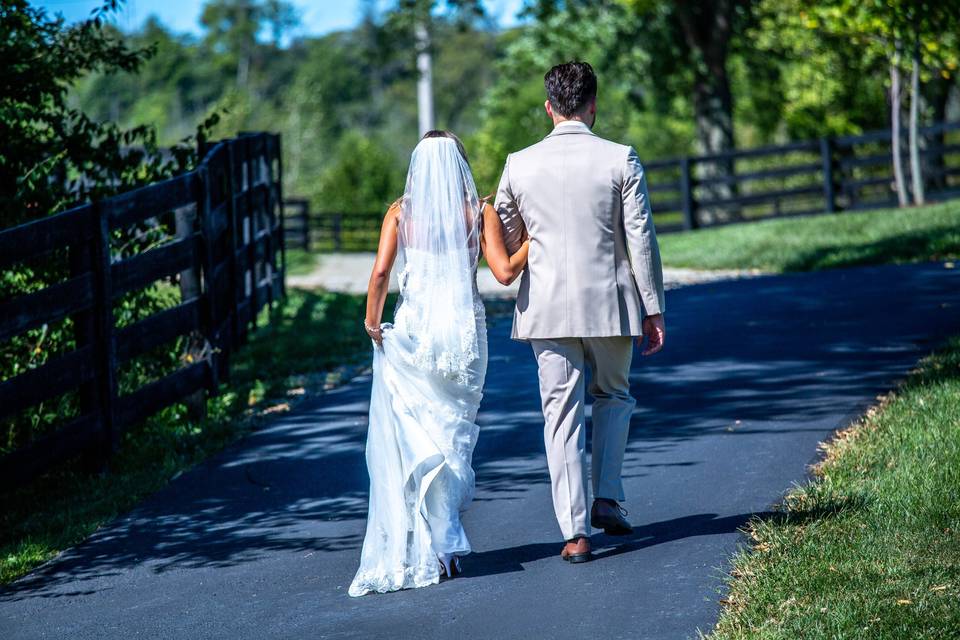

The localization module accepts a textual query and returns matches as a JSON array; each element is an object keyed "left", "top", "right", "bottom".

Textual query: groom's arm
[
  {"left": 493, "top": 154, "right": 525, "bottom": 256},
  {"left": 622, "top": 147, "right": 665, "bottom": 316}
]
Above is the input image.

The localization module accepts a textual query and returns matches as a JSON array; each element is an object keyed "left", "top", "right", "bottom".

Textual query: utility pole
[{"left": 415, "top": 20, "right": 435, "bottom": 136}]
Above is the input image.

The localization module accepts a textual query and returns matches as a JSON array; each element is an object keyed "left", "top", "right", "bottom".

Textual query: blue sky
[{"left": 33, "top": 0, "right": 527, "bottom": 37}]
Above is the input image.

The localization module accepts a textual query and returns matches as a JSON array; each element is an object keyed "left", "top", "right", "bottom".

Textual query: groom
[{"left": 494, "top": 61, "right": 666, "bottom": 563}]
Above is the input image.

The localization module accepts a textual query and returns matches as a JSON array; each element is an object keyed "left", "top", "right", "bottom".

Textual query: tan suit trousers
[{"left": 530, "top": 336, "right": 635, "bottom": 540}]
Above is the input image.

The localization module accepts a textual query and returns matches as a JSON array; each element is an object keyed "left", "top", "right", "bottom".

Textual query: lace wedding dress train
[{"left": 348, "top": 136, "right": 487, "bottom": 597}]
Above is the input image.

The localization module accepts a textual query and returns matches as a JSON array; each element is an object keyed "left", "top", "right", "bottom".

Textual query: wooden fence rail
[
  {"left": 0, "top": 132, "right": 285, "bottom": 488},
  {"left": 283, "top": 198, "right": 311, "bottom": 251},
  {"left": 284, "top": 119, "right": 960, "bottom": 249}
]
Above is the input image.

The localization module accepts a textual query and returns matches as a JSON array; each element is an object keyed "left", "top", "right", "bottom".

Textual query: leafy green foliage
[
  {"left": 0, "top": 0, "right": 208, "bottom": 227},
  {"left": 314, "top": 131, "right": 405, "bottom": 213},
  {"left": 467, "top": 2, "right": 698, "bottom": 189},
  {"left": 200, "top": 0, "right": 298, "bottom": 87},
  {"left": 793, "top": 0, "right": 960, "bottom": 75},
  {"left": 70, "top": 0, "right": 957, "bottom": 217}
]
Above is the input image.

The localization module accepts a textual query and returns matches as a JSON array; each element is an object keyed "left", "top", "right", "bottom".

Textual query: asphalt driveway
[{"left": 2, "top": 262, "right": 958, "bottom": 640}]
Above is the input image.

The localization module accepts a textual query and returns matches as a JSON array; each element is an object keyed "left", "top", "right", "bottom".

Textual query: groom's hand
[{"left": 639, "top": 314, "right": 665, "bottom": 356}]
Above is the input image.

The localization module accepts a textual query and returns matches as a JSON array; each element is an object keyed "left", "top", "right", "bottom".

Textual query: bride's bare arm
[
  {"left": 364, "top": 201, "right": 401, "bottom": 345},
  {"left": 480, "top": 202, "right": 529, "bottom": 285}
]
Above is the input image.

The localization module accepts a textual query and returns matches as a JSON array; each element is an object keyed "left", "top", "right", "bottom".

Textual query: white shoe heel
[{"left": 438, "top": 554, "right": 461, "bottom": 578}]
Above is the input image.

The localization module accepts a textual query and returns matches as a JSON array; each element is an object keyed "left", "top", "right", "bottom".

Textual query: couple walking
[{"left": 349, "top": 61, "right": 665, "bottom": 597}]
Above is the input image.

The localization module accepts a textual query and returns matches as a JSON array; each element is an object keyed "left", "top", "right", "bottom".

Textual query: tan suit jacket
[{"left": 495, "top": 121, "right": 665, "bottom": 341}]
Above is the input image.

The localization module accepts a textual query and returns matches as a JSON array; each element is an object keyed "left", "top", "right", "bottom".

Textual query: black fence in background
[
  {"left": 283, "top": 203, "right": 381, "bottom": 253},
  {"left": 285, "top": 120, "right": 960, "bottom": 250},
  {"left": 283, "top": 198, "right": 311, "bottom": 250},
  {"left": 644, "top": 120, "right": 960, "bottom": 231},
  {"left": 0, "top": 133, "right": 285, "bottom": 489}
]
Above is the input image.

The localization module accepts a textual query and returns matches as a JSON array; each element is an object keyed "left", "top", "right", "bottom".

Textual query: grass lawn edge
[{"left": 704, "top": 336, "right": 960, "bottom": 639}]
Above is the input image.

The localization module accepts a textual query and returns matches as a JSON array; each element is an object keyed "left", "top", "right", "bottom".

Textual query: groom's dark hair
[{"left": 544, "top": 61, "right": 597, "bottom": 117}]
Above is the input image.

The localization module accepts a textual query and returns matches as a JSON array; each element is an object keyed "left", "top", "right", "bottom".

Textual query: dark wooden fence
[
  {"left": 285, "top": 119, "right": 960, "bottom": 249},
  {"left": 0, "top": 132, "right": 285, "bottom": 488},
  {"left": 283, "top": 206, "right": 381, "bottom": 253},
  {"left": 283, "top": 198, "right": 311, "bottom": 251},
  {"left": 644, "top": 119, "right": 960, "bottom": 231}
]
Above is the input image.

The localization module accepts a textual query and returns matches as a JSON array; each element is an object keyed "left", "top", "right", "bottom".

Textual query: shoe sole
[
  {"left": 562, "top": 552, "right": 592, "bottom": 564},
  {"left": 591, "top": 517, "right": 633, "bottom": 536}
]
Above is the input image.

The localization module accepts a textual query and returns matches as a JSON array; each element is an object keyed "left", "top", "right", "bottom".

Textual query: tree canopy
[
  {"left": 0, "top": 0, "right": 208, "bottom": 226},
  {"left": 13, "top": 0, "right": 960, "bottom": 217}
]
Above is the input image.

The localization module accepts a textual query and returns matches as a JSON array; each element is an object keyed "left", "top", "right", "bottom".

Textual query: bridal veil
[{"left": 349, "top": 136, "right": 487, "bottom": 596}]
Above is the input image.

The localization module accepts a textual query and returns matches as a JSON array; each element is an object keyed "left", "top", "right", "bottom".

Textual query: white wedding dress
[{"left": 349, "top": 137, "right": 487, "bottom": 597}]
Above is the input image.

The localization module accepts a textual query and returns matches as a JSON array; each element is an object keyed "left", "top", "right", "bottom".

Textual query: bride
[{"left": 348, "top": 131, "right": 529, "bottom": 597}]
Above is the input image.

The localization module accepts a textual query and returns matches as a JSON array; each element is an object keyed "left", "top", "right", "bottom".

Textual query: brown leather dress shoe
[
  {"left": 591, "top": 498, "right": 633, "bottom": 535},
  {"left": 560, "top": 535, "right": 592, "bottom": 564}
]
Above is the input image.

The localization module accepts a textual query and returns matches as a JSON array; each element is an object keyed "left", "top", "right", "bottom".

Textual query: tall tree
[
  {"left": 617, "top": 0, "right": 754, "bottom": 221},
  {"left": 672, "top": 1, "right": 738, "bottom": 160},
  {"left": 199, "top": 0, "right": 296, "bottom": 88},
  {"left": 904, "top": 0, "right": 960, "bottom": 205},
  {"left": 382, "top": 0, "right": 484, "bottom": 136},
  {"left": 796, "top": 0, "right": 960, "bottom": 207}
]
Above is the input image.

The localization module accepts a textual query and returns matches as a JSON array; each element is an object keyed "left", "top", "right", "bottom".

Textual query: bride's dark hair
[{"left": 422, "top": 130, "right": 469, "bottom": 165}]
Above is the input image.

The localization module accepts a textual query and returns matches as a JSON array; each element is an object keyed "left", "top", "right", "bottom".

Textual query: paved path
[
  {"left": 2, "top": 263, "right": 959, "bottom": 640},
  {"left": 286, "top": 252, "right": 761, "bottom": 295}
]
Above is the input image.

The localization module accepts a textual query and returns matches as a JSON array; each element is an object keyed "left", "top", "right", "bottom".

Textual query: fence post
[
  {"left": 242, "top": 138, "right": 258, "bottom": 331},
  {"left": 680, "top": 157, "right": 698, "bottom": 230},
  {"left": 300, "top": 202, "right": 310, "bottom": 252},
  {"left": 174, "top": 201, "right": 208, "bottom": 418},
  {"left": 820, "top": 136, "right": 838, "bottom": 213},
  {"left": 69, "top": 225, "right": 102, "bottom": 470},
  {"left": 333, "top": 213, "right": 343, "bottom": 251},
  {"left": 259, "top": 141, "right": 276, "bottom": 310},
  {"left": 197, "top": 163, "right": 221, "bottom": 394},
  {"left": 91, "top": 203, "right": 118, "bottom": 462},
  {"left": 275, "top": 136, "right": 288, "bottom": 300},
  {"left": 225, "top": 141, "right": 242, "bottom": 353}
]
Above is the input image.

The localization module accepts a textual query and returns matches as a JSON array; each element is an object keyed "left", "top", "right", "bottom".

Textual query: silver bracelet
[{"left": 364, "top": 321, "right": 381, "bottom": 334}]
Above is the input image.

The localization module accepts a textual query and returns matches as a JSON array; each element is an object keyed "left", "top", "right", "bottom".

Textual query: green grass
[
  {"left": 660, "top": 200, "right": 960, "bottom": 273},
  {"left": 708, "top": 337, "right": 960, "bottom": 639},
  {"left": 0, "top": 289, "right": 385, "bottom": 585},
  {"left": 284, "top": 248, "right": 319, "bottom": 276}
]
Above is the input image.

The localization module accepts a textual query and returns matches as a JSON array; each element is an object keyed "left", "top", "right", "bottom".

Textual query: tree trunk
[
  {"left": 890, "top": 48, "right": 909, "bottom": 208},
  {"left": 237, "top": 52, "right": 250, "bottom": 89},
  {"left": 415, "top": 21, "right": 435, "bottom": 136},
  {"left": 691, "top": 62, "right": 737, "bottom": 216},
  {"left": 674, "top": 0, "right": 738, "bottom": 223},
  {"left": 922, "top": 76, "right": 952, "bottom": 191},
  {"left": 909, "top": 38, "right": 924, "bottom": 205},
  {"left": 360, "top": 2, "right": 385, "bottom": 130}
]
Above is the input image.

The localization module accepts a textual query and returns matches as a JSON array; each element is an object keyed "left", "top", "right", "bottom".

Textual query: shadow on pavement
[
  {"left": 2, "top": 263, "right": 958, "bottom": 615},
  {"left": 462, "top": 511, "right": 771, "bottom": 578}
]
